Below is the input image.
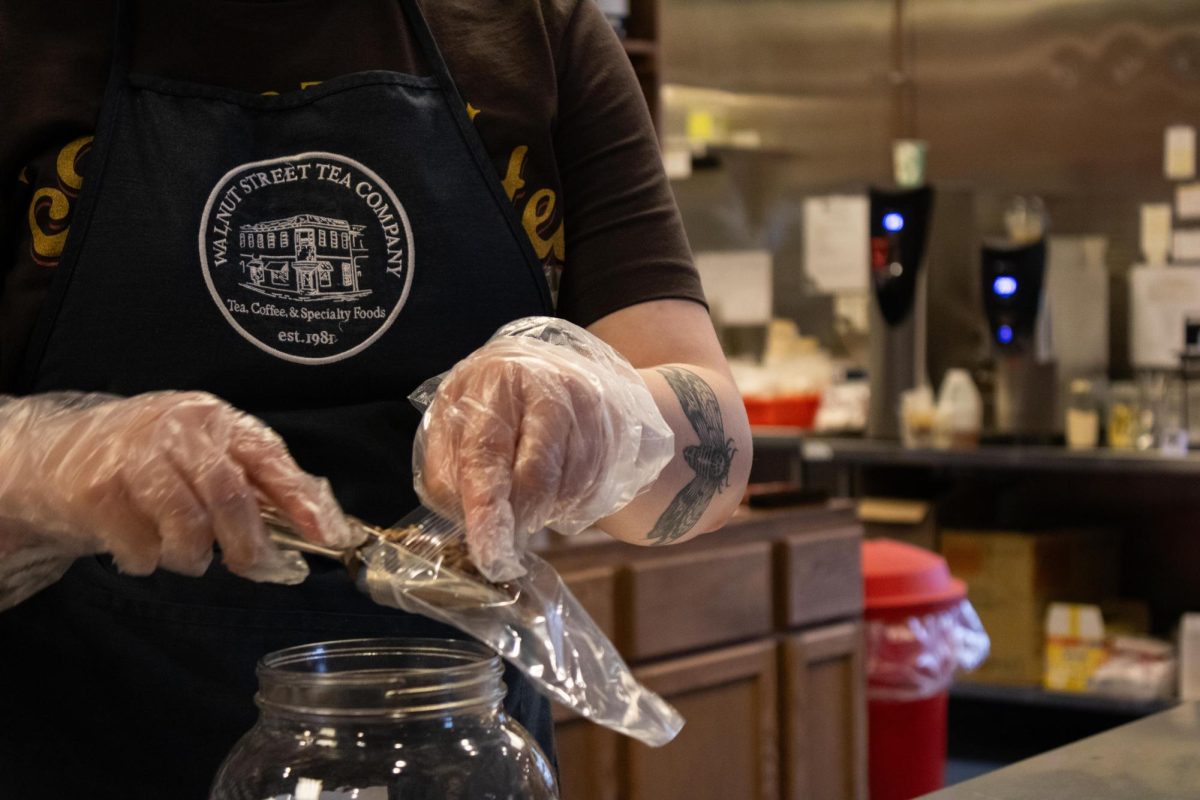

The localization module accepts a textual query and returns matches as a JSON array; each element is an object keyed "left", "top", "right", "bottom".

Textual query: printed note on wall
[
  {"left": 803, "top": 194, "right": 869, "bottom": 293},
  {"left": 694, "top": 250, "right": 773, "bottom": 325}
]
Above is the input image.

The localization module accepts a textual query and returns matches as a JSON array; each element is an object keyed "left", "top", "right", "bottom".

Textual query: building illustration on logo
[{"left": 238, "top": 214, "right": 370, "bottom": 301}]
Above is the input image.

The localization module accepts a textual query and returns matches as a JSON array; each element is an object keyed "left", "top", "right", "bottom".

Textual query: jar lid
[{"left": 862, "top": 539, "right": 966, "bottom": 611}]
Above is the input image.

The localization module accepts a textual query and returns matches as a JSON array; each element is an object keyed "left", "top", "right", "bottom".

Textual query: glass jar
[
  {"left": 210, "top": 639, "right": 558, "bottom": 800},
  {"left": 1065, "top": 379, "right": 1099, "bottom": 449},
  {"left": 1107, "top": 381, "right": 1138, "bottom": 450}
]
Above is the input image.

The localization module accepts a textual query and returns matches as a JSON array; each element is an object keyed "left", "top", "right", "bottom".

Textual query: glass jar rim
[{"left": 256, "top": 638, "right": 505, "bottom": 718}]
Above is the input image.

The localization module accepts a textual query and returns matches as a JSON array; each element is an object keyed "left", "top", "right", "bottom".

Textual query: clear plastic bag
[
  {"left": 352, "top": 506, "right": 685, "bottom": 747},
  {"left": 865, "top": 600, "right": 990, "bottom": 701},
  {"left": 410, "top": 316, "right": 674, "bottom": 581},
  {"left": 385, "top": 317, "right": 683, "bottom": 744}
]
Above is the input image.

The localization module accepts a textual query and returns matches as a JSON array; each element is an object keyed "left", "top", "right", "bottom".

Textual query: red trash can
[{"left": 862, "top": 539, "right": 988, "bottom": 800}]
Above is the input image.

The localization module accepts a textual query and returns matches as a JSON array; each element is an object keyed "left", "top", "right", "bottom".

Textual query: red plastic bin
[{"left": 862, "top": 540, "right": 967, "bottom": 800}]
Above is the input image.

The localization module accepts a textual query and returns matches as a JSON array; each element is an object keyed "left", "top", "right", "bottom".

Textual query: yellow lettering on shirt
[
  {"left": 466, "top": 103, "right": 481, "bottom": 121},
  {"left": 29, "top": 187, "right": 71, "bottom": 266},
  {"left": 502, "top": 146, "right": 528, "bottom": 201},
  {"left": 522, "top": 188, "right": 565, "bottom": 262},
  {"left": 504, "top": 145, "right": 566, "bottom": 269},
  {"left": 299, "top": 81, "right": 322, "bottom": 90},
  {"left": 27, "top": 136, "right": 93, "bottom": 268},
  {"left": 55, "top": 136, "right": 90, "bottom": 192}
]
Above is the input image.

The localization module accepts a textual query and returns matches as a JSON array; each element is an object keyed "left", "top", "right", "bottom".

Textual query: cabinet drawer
[
  {"left": 622, "top": 541, "right": 773, "bottom": 660},
  {"left": 562, "top": 565, "right": 619, "bottom": 645},
  {"left": 778, "top": 526, "right": 863, "bottom": 629}
]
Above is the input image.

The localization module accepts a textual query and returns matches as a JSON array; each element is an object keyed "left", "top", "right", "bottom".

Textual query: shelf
[
  {"left": 752, "top": 433, "right": 1200, "bottom": 477},
  {"left": 621, "top": 37, "right": 658, "bottom": 58},
  {"left": 950, "top": 681, "right": 1177, "bottom": 718}
]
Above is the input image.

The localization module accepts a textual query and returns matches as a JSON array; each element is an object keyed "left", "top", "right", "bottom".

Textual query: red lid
[{"left": 862, "top": 539, "right": 966, "bottom": 612}]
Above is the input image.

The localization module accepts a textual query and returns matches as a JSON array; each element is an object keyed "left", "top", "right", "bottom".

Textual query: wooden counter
[{"left": 541, "top": 504, "right": 866, "bottom": 800}]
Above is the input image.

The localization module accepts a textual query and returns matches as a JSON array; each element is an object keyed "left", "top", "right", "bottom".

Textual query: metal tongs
[
  {"left": 260, "top": 505, "right": 378, "bottom": 580},
  {"left": 260, "top": 506, "right": 508, "bottom": 608}
]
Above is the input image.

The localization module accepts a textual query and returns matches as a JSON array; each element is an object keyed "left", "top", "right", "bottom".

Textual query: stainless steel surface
[
  {"left": 867, "top": 274, "right": 924, "bottom": 438},
  {"left": 995, "top": 356, "right": 1058, "bottom": 435},
  {"left": 661, "top": 0, "right": 895, "bottom": 176},
  {"left": 911, "top": 0, "right": 1200, "bottom": 376},
  {"left": 661, "top": 0, "right": 895, "bottom": 351},
  {"left": 926, "top": 702, "right": 1200, "bottom": 799},
  {"left": 925, "top": 187, "right": 988, "bottom": 386},
  {"left": 661, "top": 0, "right": 1200, "bottom": 375}
]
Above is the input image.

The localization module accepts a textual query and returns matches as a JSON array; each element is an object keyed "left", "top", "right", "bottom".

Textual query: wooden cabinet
[
  {"left": 554, "top": 711, "right": 620, "bottom": 800},
  {"left": 628, "top": 641, "right": 780, "bottom": 800},
  {"left": 547, "top": 507, "right": 866, "bottom": 800},
  {"left": 622, "top": 541, "right": 774, "bottom": 660},
  {"left": 781, "top": 623, "right": 867, "bottom": 800},
  {"left": 777, "top": 527, "right": 863, "bottom": 630}
]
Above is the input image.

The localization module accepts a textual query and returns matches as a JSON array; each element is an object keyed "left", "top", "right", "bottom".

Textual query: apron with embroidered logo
[{"left": 0, "top": 1, "right": 556, "bottom": 796}]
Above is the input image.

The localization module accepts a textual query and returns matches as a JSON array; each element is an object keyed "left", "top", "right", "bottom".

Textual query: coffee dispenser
[
  {"left": 981, "top": 239, "right": 1057, "bottom": 436},
  {"left": 866, "top": 185, "right": 935, "bottom": 438},
  {"left": 981, "top": 236, "right": 1108, "bottom": 438}
]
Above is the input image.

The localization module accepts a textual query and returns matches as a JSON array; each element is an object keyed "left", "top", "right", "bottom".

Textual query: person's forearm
[{"left": 596, "top": 364, "right": 751, "bottom": 546}]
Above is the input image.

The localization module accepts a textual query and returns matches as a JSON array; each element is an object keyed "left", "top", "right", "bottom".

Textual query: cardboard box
[
  {"left": 859, "top": 498, "right": 936, "bottom": 551},
  {"left": 941, "top": 530, "right": 1119, "bottom": 685},
  {"left": 1044, "top": 603, "right": 1107, "bottom": 692}
]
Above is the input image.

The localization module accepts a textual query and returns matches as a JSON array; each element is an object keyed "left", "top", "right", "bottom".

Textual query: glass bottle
[{"left": 210, "top": 638, "right": 558, "bottom": 800}]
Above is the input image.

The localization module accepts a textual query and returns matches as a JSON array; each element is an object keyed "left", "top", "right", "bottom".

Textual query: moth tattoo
[{"left": 647, "top": 367, "right": 737, "bottom": 544}]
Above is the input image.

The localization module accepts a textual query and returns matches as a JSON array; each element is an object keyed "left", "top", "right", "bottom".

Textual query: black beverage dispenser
[
  {"left": 980, "top": 238, "right": 1058, "bottom": 437},
  {"left": 866, "top": 185, "right": 935, "bottom": 438}
]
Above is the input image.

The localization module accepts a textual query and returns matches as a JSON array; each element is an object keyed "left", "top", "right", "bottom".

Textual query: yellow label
[{"left": 1044, "top": 639, "right": 1107, "bottom": 692}]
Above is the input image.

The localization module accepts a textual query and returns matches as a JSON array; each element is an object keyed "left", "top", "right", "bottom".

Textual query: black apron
[{"left": 0, "top": 1, "right": 555, "bottom": 797}]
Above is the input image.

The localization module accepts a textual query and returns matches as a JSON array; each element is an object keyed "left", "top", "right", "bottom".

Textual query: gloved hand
[
  {"left": 0, "top": 391, "right": 356, "bottom": 588},
  {"left": 413, "top": 317, "right": 674, "bottom": 582}
]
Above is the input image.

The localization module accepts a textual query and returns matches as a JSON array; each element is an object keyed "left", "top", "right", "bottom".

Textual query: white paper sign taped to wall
[
  {"left": 804, "top": 194, "right": 869, "bottom": 292},
  {"left": 694, "top": 250, "right": 773, "bottom": 325}
]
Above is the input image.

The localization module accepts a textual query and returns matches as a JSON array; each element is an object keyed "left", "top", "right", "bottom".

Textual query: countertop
[
  {"left": 925, "top": 701, "right": 1200, "bottom": 799},
  {"left": 753, "top": 431, "right": 1200, "bottom": 477},
  {"left": 532, "top": 500, "right": 855, "bottom": 569}
]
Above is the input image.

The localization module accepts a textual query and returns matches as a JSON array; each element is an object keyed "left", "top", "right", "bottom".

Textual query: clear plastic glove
[
  {"left": 0, "top": 391, "right": 358, "bottom": 600},
  {"left": 412, "top": 317, "right": 674, "bottom": 582}
]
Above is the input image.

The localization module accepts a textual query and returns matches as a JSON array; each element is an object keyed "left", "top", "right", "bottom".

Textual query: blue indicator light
[
  {"left": 883, "top": 212, "right": 905, "bottom": 233},
  {"left": 997, "top": 324, "right": 1014, "bottom": 344},
  {"left": 993, "top": 275, "right": 1018, "bottom": 297}
]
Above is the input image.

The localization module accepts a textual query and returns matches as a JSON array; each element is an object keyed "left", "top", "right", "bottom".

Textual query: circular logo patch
[{"left": 199, "top": 152, "right": 414, "bottom": 364}]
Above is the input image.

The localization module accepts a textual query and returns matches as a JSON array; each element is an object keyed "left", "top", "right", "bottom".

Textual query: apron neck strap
[
  {"left": 110, "top": 0, "right": 135, "bottom": 76},
  {"left": 396, "top": 0, "right": 467, "bottom": 101}
]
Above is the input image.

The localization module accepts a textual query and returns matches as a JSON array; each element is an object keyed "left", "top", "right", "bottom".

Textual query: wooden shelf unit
[
  {"left": 622, "top": 1, "right": 662, "bottom": 133},
  {"left": 544, "top": 506, "right": 867, "bottom": 800}
]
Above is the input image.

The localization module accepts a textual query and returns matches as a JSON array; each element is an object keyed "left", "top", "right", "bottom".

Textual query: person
[{"left": 0, "top": 0, "right": 752, "bottom": 797}]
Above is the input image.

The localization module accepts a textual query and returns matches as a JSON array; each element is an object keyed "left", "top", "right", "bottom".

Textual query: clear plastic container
[
  {"left": 933, "top": 369, "right": 982, "bottom": 449},
  {"left": 209, "top": 639, "right": 558, "bottom": 800}
]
